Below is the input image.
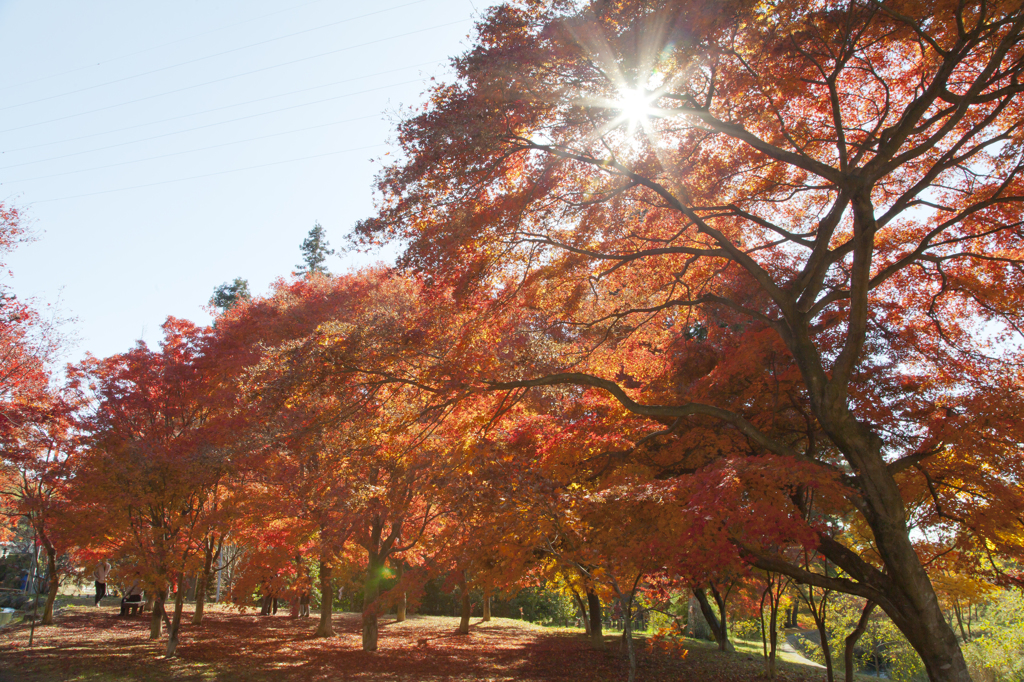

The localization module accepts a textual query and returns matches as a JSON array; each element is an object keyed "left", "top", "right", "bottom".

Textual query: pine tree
[
  {"left": 296, "top": 223, "right": 335, "bottom": 276},
  {"left": 210, "top": 277, "right": 251, "bottom": 313}
]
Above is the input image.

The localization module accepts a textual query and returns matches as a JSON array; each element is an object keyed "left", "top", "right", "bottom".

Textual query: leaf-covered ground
[{"left": 0, "top": 605, "right": 828, "bottom": 681}]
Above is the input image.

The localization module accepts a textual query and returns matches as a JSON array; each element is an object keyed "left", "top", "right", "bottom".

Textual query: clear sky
[{"left": 0, "top": 0, "right": 488, "bottom": 363}]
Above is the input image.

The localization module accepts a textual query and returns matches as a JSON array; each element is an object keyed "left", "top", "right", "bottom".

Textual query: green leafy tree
[
  {"left": 209, "top": 278, "right": 251, "bottom": 313},
  {"left": 296, "top": 223, "right": 335, "bottom": 277}
]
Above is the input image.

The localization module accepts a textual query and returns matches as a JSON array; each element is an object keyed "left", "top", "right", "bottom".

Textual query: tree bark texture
[
  {"left": 150, "top": 588, "right": 167, "bottom": 640},
  {"left": 362, "top": 553, "right": 384, "bottom": 651},
  {"left": 458, "top": 570, "right": 471, "bottom": 635},
  {"left": 40, "top": 546, "right": 58, "bottom": 625},
  {"left": 693, "top": 587, "right": 734, "bottom": 652},
  {"left": 192, "top": 540, "right": 216, "bottom": 625},
  {"left": 314, "top": 560, "right": 334, "bottom": 638},
  {"left": 687, "top": 594, "right": 713, "bottom": 641},
  {"left": 165, "top": 574, "right": 187, "bottom": 657}
]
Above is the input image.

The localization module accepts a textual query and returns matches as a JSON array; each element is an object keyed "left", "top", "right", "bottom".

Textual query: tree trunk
[
  {"left": 150, "top": 588, "right": 167, "bottom": 639},
  {"left": 192, "top": 541, "right": 215, "bottom": 625},
  {"left": 362, "top": 552, "right": 384, "bottom": 651},
  {"left": 687, "top": 593, "right": 713, "bottom": 641},
  {"left": 587, "top": 589, "right": 604, "bottom": 649},
  {"left": 710, "top": 584, "right": 730, "bottom": 643},
  {"left": 458, "top": 570, "right": 471, "bottom": 635},
  {"left": 759, "top": 579, "right": 783, "bottom": 680},
  {"left": 803, "top": 587, "right": 834, "bottom": 682},
  {"left": 395, "top": 562, "right": 406, "bottom": 622},
  {"left": 693, "top": 587, "right": 734, "bottom": 652},
  {"left": 482, "top": 592, "right": 491, "bottom": 622},
  {"left": 165, "top": 574, "right": 187, "bottom": 657},
  {"left": 571, "top": 589, "right": 590, "bottom": 634},
  {"left": 845, "top": 601, "right": 875, "bottom": 682},
  {"left": 314, "top": 559, "right": 334, "bottom": 637},
  {"left": 805, "top": 367, "right": 972, "bottom": 681},
  {"left": 620, "top": 594, "right": 637, "bottom": 682},
  {"left": 40, "top": 546, "right": 59, "bottom": 625}
]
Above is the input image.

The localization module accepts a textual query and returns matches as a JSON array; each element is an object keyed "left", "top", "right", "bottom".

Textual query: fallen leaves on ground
[{"left": 0, "top": 605, "right": 827, "bottom": 681}]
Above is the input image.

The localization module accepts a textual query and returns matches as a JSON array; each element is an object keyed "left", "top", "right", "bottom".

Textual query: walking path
[{"left": 782, "top": 629, "right": 826, "bottom": 669}]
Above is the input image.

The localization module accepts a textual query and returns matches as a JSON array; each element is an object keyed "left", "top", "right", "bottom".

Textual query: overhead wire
[
  {"left": 26, "top": 144, "right": 390, "bottom": 205},
  {"left": 0, "top": 0, "right": 335, "bottom": 93},
  {"left": 0, "top": 0, "right": 430, "bottom": 112},
  {"left": 0, "top": 72, "right": 438, "bottom": 171},
  {"left": 0, "top": 18, "right": 468, "bottom": 135},
  {"left": 5, "top": 111, "right": 394, "bottom": 184},
  {"left": 3, "top": 3, "right": 461, "bottom": 206},
  {"left": 0, "top": 59, "right": 444, "bottom": 156}
]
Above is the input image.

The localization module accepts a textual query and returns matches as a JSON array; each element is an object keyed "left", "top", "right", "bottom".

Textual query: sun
[
  {"left": 616, "top": 87, "right": 657, "bottom": 125},
  {"left": 608, "top": 85, "right": 664, "bottom": 139}
]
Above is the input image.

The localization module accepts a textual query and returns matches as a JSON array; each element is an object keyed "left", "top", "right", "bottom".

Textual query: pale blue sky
[{"left": 0, "top": 0, "right": 489, "bottom": 363}]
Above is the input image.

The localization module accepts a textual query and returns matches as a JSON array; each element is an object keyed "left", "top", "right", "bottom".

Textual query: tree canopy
[{"left": 3, "top": 3, "right": 1023, "bottom": 681}]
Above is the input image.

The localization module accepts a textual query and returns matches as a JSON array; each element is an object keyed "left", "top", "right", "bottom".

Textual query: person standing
[{"left": 93, "top": 561, "right": 110, "bottom": 606}]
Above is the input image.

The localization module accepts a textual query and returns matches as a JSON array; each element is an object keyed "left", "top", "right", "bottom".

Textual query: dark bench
[{"left": 120, "top": 595, "right": 143, "bottom": 616}]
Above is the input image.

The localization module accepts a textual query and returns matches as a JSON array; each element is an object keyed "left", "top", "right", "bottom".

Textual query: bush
[{"left": 961, "top": 590, "right": 1024, "bottom": 682}]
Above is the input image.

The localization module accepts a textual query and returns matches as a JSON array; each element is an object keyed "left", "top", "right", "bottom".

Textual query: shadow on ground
[{"left": 0, "top": 606, "right": 828, "bottom": 681}]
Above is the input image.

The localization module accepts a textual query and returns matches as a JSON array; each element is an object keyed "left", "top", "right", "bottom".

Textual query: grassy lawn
[{"left": 0, "top": 604, "right": 832, "bottom": 681}]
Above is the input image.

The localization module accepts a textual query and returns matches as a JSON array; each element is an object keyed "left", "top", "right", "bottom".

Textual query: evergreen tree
[
  {"left": 209, "top": 277, "right": 251, "bottom": 313},
  {"left": 296, "top": 222, "right": 335, "bottom": 276}
]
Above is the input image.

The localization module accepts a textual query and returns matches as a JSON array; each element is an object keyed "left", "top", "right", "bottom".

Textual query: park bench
[{"left": 119, "top": 595, "right": 143, "bottom": 616}]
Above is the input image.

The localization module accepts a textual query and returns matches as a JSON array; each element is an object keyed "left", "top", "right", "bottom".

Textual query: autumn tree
[
  {"left": 0, "top": 201, "right": 71, "bottom": 623},
  {"left": 0, "top": 389, "right": 79, "bottom": 625},
  {"left": 74, "top": 319, "right": 232, "bottom": 656},
  {"left": 358, "top": 1, "right": 1024, "bottom": 679},
  {"left": 237, "top": 271, "right": 447, "bottom": 651}
]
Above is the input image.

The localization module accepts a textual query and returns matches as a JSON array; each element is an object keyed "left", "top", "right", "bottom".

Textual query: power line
[
  {"left": 0, "top": 18, "right": 468, "bottom": 135},
  {"left": 6, "top": 115, "right": 383, "bottom": 184},
  {"left": 0, "top": 60, "right": 444, "bottom": 156},
  {"left": 0, "top": 0, "right": 335, "bottom": 93},
  {"left": 0, "top": 76, "right": 427, "bottom": 173},
  {"left": 26, "top": 144, "right": 390, "bottom": 205},
  {"left": 0, "top": 0, "right": 429, "bottom": 112}
]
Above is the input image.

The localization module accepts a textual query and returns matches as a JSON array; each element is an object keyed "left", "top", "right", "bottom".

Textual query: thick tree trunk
[
  {"left": 798, "top": 356, "right": 972, "bottom": 679},
  {"left": 150, "top": 588, "right": 167, "bottom": 639},
  {"left": 687, "top": 594, "right": 713, "bottom": 641},
  {"left": 362, "top": 553, "right": 384, "bottom": 651},
  {"left": 40, "top": 547, "right": 58, "bottom": 625},
  {"left": 587, "top": 589, "right": 604, "bottom": 649},
  {"left": 773, "top": 195, "right": 973, "bottom": 682},
  {"left": 314, "top": 560, "right": 334, "bottom": 637},
  {"left": 482, "top": 592, "right": 491, "bottom": 622},
  {"left": 192, "top": 542, "right": 215, "bottom": 625},
  {"left": 458, "top": 570, "right": 471, "bottom": 635},
  {"left": 693, "top": 587, "right": 734, "bottom": 652},
  {"left": 165, "top": 575, "right": 187, "bottom": 657}
]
